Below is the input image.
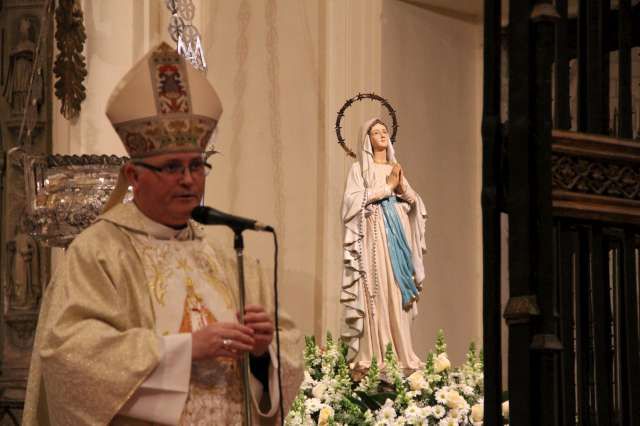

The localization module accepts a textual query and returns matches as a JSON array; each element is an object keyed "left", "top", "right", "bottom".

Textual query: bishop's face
[
  {"left": 124, "top": 152, "right": 206, "bottom": 227},
  {"left": 369, "top": 122, "right": 389, "bottom": 153}
]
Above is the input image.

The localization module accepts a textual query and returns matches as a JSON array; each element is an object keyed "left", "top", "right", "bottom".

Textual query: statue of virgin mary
[{"left": 340, "top": 117, "right": 427, "bottom": 371}]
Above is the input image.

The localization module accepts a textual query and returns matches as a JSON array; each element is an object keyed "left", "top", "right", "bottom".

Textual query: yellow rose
[
  {"left": 445, "top": 390, "right": 465, "bottom": 409},
  {"left": 318, "top": 406, "right": 334, "bottom": 426},
  {"left": 471, "top": 403, "right": 484, "bottom": 422},
  {"left": 407, "top": 370, "right": 428, "bottom": 391},
  {"left": 434, "top": 353, "right": 451, "bottom": 373}
]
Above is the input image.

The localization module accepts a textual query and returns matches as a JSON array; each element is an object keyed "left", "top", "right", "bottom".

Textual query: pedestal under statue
[{"left": 340, "top": 116, "right": 427, "bottom": 372}]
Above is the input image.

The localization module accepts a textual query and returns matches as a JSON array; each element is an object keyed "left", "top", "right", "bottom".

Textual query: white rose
[
  {"left": 407, "top": 370, "right": 429, "bottom": 391},
  {"left": 471, "top": 403, "right": 484, "bottom": 422},
  {"left": 502, "top": 400, "right": 509, "bottom": 419},
  {"left": 312, "top": 382, "right": 328, "bottom": 400},
  {"left": 445, "top": 390, "right": 465, "bottom": 409},
  {"left": 434, "top": 353, "right": 451, "bottom": 373},
  {"left": 318, "top": 406, "right": 334, "bottom": 426}
]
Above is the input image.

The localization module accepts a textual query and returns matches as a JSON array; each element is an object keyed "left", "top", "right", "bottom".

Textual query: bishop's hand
[
  {"left": 191, "top": 322, "right": 255, "bottom": 360},
  {"left": 240, "top": 304, "right": 275, "bottom": 357}
]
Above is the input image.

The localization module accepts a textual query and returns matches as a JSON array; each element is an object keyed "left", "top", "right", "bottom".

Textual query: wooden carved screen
[
  {"left": 0, "top": 1, "right": 52, "bottom": 424},
  {"left": 482, "top": 1, "right": 640, "bottom": 425}
]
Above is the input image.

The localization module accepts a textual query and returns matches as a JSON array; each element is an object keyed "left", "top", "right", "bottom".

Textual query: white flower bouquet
[{"left": 286, "top": 330, "right": 507, "bottom": 425}]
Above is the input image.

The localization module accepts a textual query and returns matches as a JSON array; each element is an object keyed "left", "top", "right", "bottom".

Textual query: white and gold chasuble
[
  {"left": 23, "top": 203, "right": 303, "bottom": 426},
  {"left": 128, "top": 221, "right": 245, "bottom": 424}
]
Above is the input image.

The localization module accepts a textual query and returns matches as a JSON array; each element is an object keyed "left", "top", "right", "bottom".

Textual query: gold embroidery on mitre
[
  {"left": 149, "top": 43, "right": 192, "bottom": 115},
  {"left": 114, "top": 115, "right": 216, "bottom": 158}
]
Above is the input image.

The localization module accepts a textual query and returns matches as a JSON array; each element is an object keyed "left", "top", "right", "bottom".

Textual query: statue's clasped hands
[{"left": 387, "top": 163, "right": 406, "bottom": 195}]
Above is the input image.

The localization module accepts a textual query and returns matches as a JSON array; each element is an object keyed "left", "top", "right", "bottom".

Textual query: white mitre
[{"left": 106, "top": 41, "right": 222, "bottom": 159}]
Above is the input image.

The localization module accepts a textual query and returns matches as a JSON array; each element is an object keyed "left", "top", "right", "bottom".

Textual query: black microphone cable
[{"left": 269, "top": 229, "right": 285, "bottom": 426}]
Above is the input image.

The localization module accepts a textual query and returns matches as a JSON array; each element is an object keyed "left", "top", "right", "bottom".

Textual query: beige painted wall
[
  {"left": 381, "top": 0, "right": 483, "bottom": 364},
  {"left": 51, "top": 0, "right": 483, "bottom": 365},
  {"left": 192, "top": 0, "right": 325, "bottom": 340}
]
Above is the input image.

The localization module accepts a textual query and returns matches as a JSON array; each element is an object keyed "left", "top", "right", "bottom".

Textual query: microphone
[{"left": 191, "top": 205, "right": 274, "bottom": 232}]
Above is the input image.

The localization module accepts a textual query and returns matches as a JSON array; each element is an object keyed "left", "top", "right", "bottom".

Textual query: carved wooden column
[
  {"left": 504, "top": 1, "right": 562, "bottom": 424},
  {"left": 481, "top": 0, "right": 503, "bottom": 425},
  {"left": 505, "top": 2, "right": 538, "bottom": 424},
  {"left": 530, "top": 3, "right": 562, "bottom": 426},
  {"left": 0, "top": 0, "right": 52, "bottom": 414}
]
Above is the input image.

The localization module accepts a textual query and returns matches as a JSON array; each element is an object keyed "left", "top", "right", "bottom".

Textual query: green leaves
[{"left": 435, "top": 329, "right": 447, "bottom": 354}]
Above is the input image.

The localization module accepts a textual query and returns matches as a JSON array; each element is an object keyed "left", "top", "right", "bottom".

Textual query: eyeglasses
[{"left": 133, "top": 160, "right": 212, "bottom": 177}]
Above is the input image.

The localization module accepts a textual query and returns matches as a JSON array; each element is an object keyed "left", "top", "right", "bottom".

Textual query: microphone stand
[{"left": 234, "top": 229, "right": 253, "bottom": 426}]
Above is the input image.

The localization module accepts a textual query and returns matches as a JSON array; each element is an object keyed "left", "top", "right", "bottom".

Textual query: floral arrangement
[{"left": 285, "top": 330, "right": 508, "bottom": 426}]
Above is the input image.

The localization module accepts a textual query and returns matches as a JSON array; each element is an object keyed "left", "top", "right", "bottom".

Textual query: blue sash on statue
[{"left": 380, "top": 196, "right": 419, "bottom": 307}]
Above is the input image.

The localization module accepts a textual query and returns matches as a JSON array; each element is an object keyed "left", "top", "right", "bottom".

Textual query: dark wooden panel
[
  {"left": 558, "top": 4, "right": 640, "bottom": 59},
  {"left": 557, "top": 222, "right": 578, "bottom": 425},
  {"left": 577, "top": 0, "right": 589, "bottom": 132},
  {"left": 590, "top": 226, "right": 613, "bottom": 425},
  {"left": 554, "top": 0, "right": 571, "bottom": 130},
  {"left": 622, "top": 230, "right": 640, "bottom": 424},
  {"left": 602, "top": 0, "right": 611, "bottom": 135},
  {"left": 575, "top": 226, "right": 592, "bottom": 426},
  {"left": 603, "top": 230, "right": 624, "bottom": 426},
  {"left": 577, "top": 0, "right": 608, "bottom": 134},
  {"left": 618, "top": 0, "right": 633, "bottom": 139}
]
